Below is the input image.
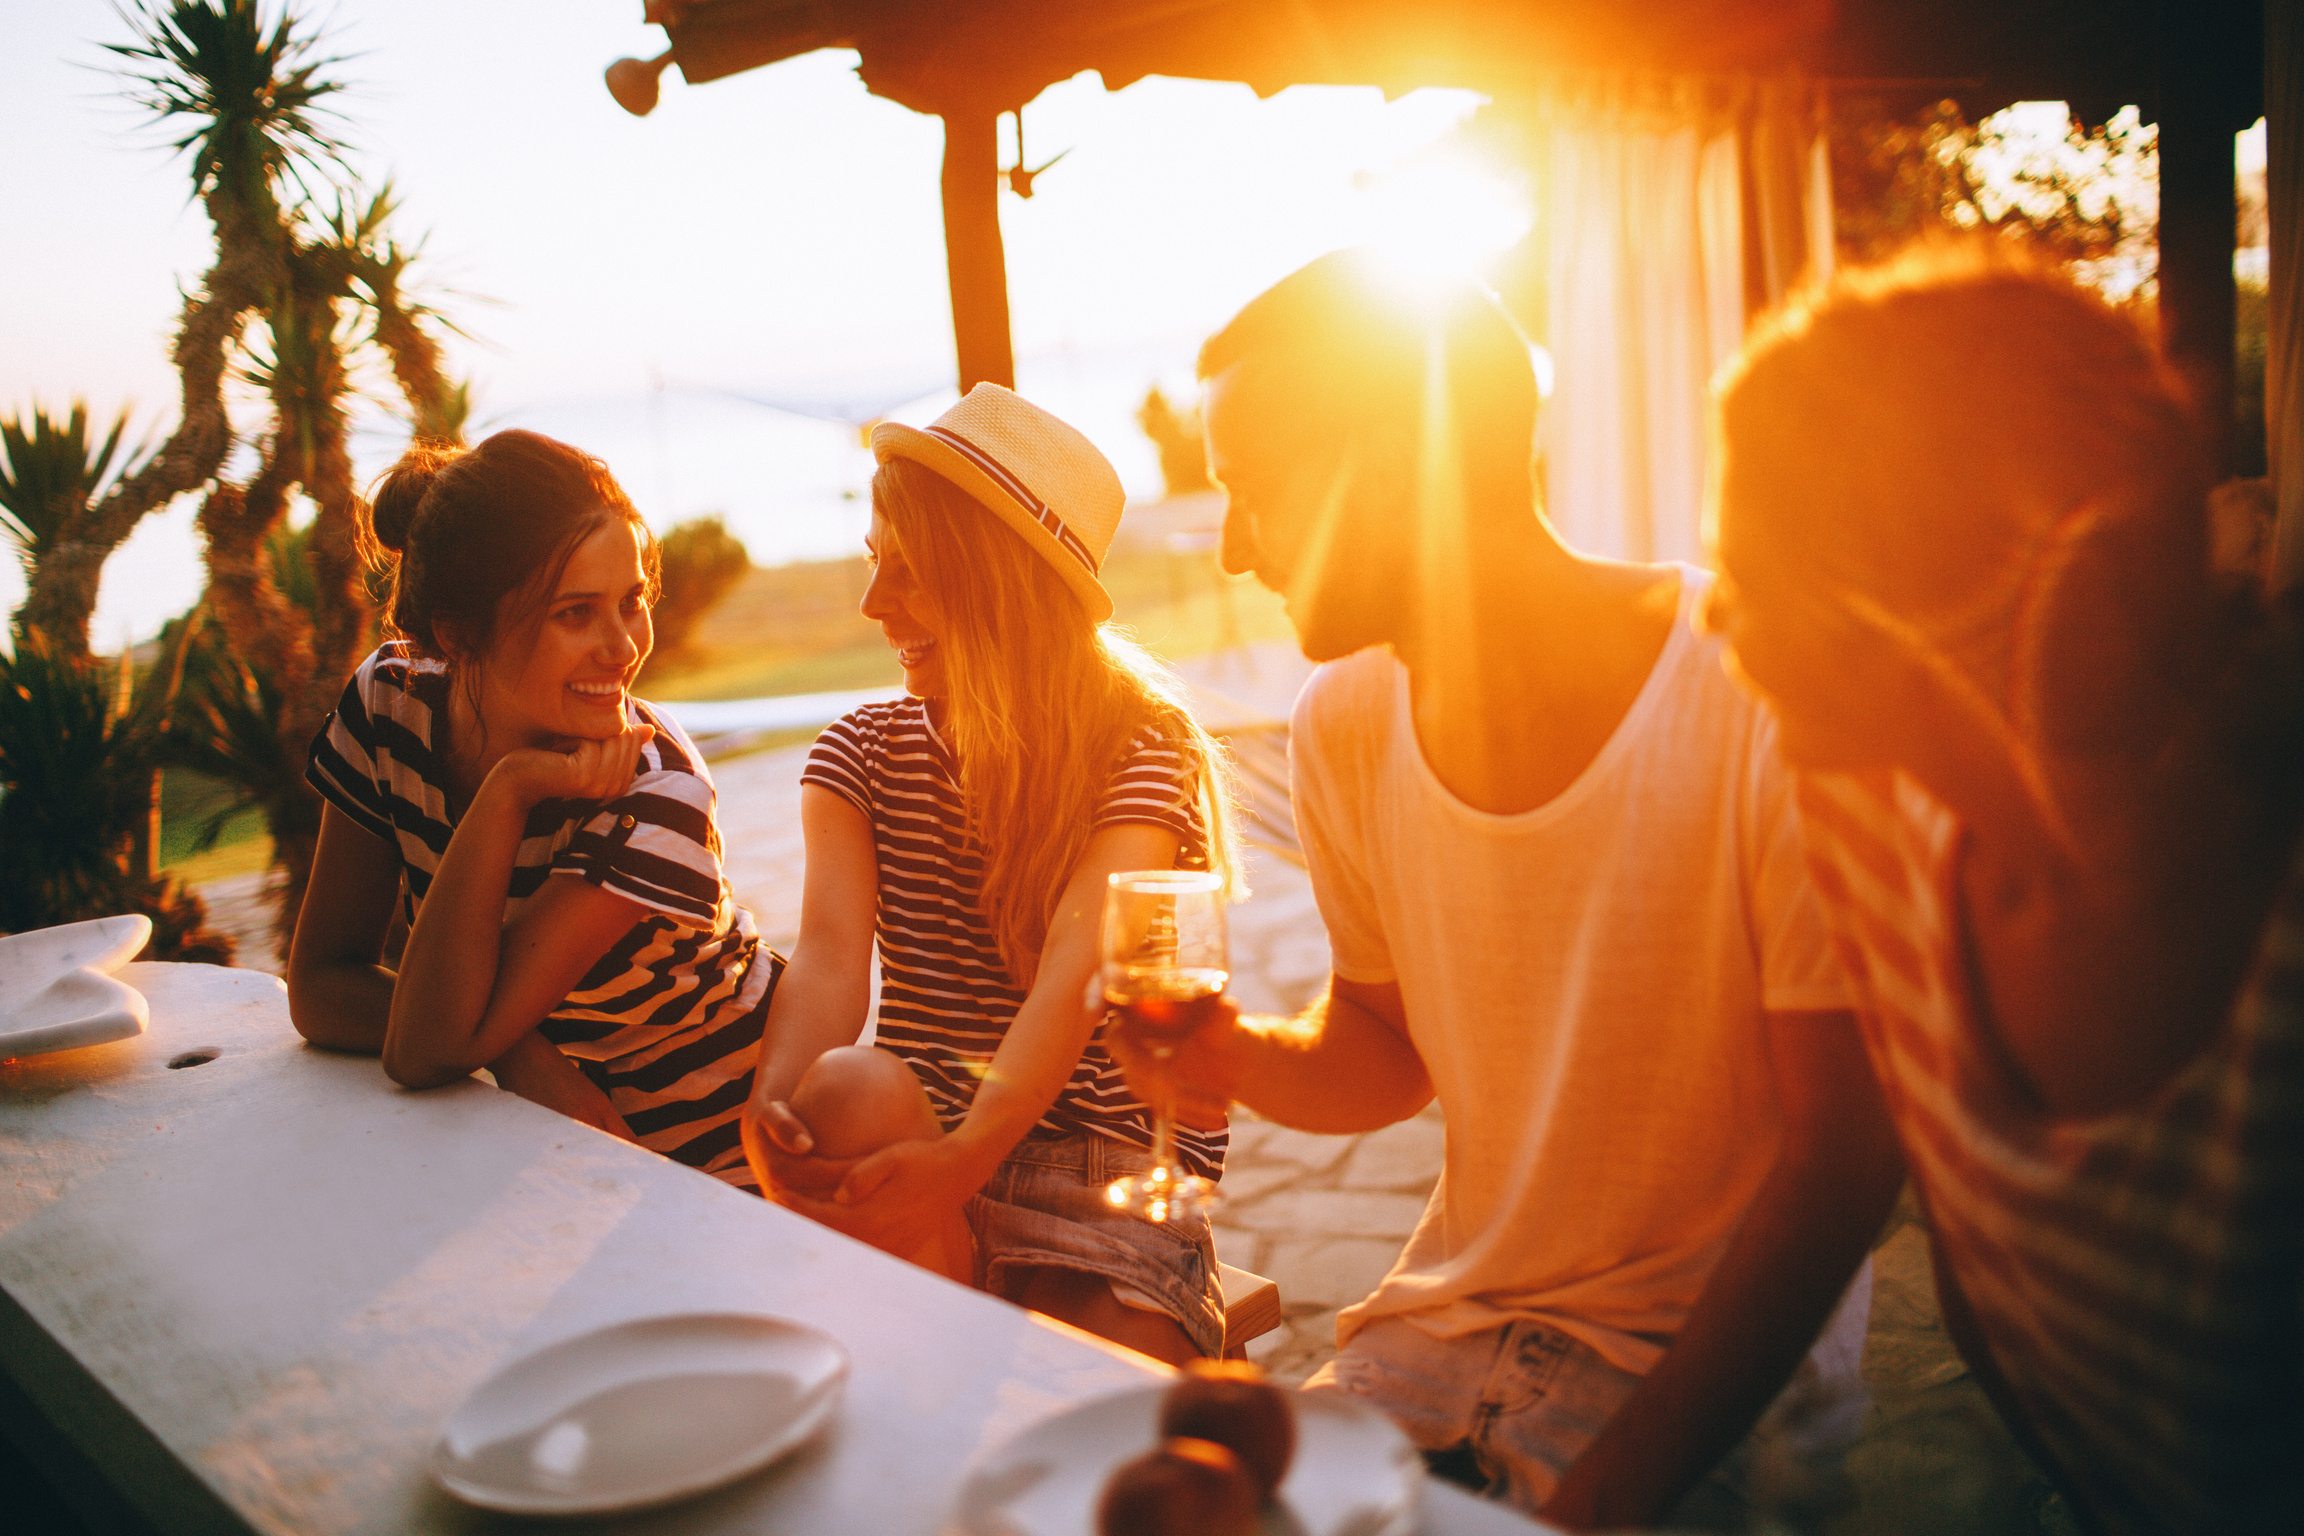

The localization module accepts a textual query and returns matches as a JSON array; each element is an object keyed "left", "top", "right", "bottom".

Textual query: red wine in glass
[
  {"left": 1101, "top": 872, "right": 1228, "bottom": 1223},
  {"left": 1107, "top": 966, "right": 1229, "bottom": 1047}
]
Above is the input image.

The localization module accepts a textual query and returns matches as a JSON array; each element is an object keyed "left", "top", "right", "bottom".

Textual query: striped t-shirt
[
  {"left": 305, "top": 642, "right": 776, "bottom": 1188},
  {"left": 802, "top": 697, "right": 1227, "bottom": 1181},
  {"left": 1797, "top": 769, "right": 2304, "bottom": 1534}
]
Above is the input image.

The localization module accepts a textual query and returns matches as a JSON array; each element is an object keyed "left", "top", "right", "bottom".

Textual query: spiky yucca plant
[
  {"left": 114, "top": 2, "right": 462, "bottom": 946},
  {"left": 0, "top": 404, "right": 153, "bottom": 584}
]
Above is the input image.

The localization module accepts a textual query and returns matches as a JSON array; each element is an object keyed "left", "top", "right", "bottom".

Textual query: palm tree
[
  {"left": 1, "top": 1, "right": 466, "bottom": 956},
  {"left": 15, "top": 0, "right": 344, "bottom": 655},
  {"left": 98, "top": 1, "right": 464, "bottom": 944},
  {"left": 0, "top": 403, "right": 152, "bottom": 588}
]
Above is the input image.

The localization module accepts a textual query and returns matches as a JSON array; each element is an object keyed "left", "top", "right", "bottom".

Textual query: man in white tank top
[{"left": 1113, "top": 252, "right": 1904, "bottom": 1529}]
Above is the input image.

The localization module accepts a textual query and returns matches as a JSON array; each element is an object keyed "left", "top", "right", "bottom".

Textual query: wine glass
[{"left": 1101, "top": 869, "right": 1228, "bottom": 1224}]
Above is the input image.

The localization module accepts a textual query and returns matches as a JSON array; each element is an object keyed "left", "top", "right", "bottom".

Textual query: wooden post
[
  {"left": 2158, "top": 3, "right": 2250, "bottom": 474},
  {"left": 940, "top": 107, "right": 1015, "bottom": 393},
  {"left": 2268, "top": 0, "right": 2304, "bottom": 584}
]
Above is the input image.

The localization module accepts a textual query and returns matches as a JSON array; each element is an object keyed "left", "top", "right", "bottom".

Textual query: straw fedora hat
[{"left": 870, "top": 383, "right": 1123, "bottom": 622}]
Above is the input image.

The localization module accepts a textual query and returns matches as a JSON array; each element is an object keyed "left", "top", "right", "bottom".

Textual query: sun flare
[{"left": 1358, "top": 151, "right": 1534, "bottom": 284}]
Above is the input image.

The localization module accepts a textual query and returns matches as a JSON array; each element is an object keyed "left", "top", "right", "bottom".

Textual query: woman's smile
[{"left": 860, "top": 508, "right": 947, "bottom": 698}]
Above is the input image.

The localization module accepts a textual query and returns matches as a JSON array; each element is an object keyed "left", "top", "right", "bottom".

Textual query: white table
[{"left": 0, "top": 964, "right": 1547, "bottom": 1536}]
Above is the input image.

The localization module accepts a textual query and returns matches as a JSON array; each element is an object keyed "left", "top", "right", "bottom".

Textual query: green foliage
[
  {"left": 109, "top": 0, "right": 345, "bottom": 223},
  {"left": 0, "top": 634, "right": 232, "bottom": 960},
  {"left": 0, "top": 403, "right": 151, "bottom": 579},
  {"left": 156, "top": 522, "right": 352, "bottom": 858},
  {"left": 646, "top": 515, "right": 752, "bottom": 669},
  {"left": 1833, "top": 99, "right": 2158, "bottom": 295},
  {"left": 1137, "top": 386, "right": 1213, "bottom": 499},
  {"left": 161, "top": 606, "right": 307, "bottom": 854}
]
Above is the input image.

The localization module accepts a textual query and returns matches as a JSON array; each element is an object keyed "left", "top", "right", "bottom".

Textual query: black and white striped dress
[
  {"left": 803, "top": 697, "right": 1227, "bottom": 1181},
  {"left": 306, "top": 642, "right": 776, "bottom": 1188}
]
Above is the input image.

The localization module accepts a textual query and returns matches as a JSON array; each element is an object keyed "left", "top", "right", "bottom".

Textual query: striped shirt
[
  {"left": 803, "top": 697, "right": 1227, "bottom": 1181},
  {"left": 1797, "top": 769, "right": 2304, "bottom": 1534},
  {"left": 305, "top": 642, "right": 776, "bottom": 1189}
]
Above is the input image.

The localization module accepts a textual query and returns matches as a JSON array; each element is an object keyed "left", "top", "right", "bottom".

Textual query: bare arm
[
  {"left": 1539, "top": 1009, "right": 1905, "bottom": 1531},
  {"left": 741, "top": 785, "right": 881, "bottom": 1196},
  {"left": 1108, "top": 973, "right": 1433, "bottom": 1136},
  {"left": 949, "top": 821, "right": 1183, "bottom": 1173},
  {"left": 286, "top": 802, "right": 406, "bottom": 1052},
  {"left": 383, "top": 726, "right": 655, "bottom": 1088},
  {"left": 486, "top": 1028, "right": 635, "bottom": 1140}
]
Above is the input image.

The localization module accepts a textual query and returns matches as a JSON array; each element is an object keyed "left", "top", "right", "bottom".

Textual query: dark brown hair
[{"left": 366, "top": 429, "right": 658, "bottom": 666}]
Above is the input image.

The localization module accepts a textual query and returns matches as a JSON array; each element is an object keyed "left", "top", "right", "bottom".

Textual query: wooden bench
[{"left": 1218, "top": 1262, "right": 1282, "bottom": 1358}]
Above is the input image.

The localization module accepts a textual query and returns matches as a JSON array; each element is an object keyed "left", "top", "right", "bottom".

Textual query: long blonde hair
[{"left": 875, "top": 456, "right": 1241, "bottom": 984}]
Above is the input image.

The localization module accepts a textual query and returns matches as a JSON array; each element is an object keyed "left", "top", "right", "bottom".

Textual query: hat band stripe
[{"left": 925, "top": 425, "right": 1102, "bottom": 577}]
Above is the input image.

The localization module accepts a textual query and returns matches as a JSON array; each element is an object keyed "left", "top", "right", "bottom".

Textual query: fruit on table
[
  {"left": 1096, "top": 1437, "right": 1261, "bottom": 1536},
  {"left": 1157, "top": 1359, "right": 1297, "bottom": 1498}
]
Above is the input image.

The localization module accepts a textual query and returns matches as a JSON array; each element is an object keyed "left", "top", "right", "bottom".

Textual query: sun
[{"left": 1357, "top": 150, "right": 1534, "bottom": 284}]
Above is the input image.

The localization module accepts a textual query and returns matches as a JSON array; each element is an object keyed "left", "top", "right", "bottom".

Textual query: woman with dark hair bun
[{"left": 288, "top": 429, "right": 778, "bottom": 1189}]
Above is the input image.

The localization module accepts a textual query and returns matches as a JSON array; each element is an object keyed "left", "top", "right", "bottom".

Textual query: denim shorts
[
  {"left": 1305, "top": 1265, "right": 1872, "bottom": 1525},
  {"left": 965, "top": 1134, "right": 1227, "bottom": 1360}
]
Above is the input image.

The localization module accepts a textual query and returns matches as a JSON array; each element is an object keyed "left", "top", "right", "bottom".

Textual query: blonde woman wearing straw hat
[{"left": 739, "top": 384, "right": 1240, "bottom": 1363}]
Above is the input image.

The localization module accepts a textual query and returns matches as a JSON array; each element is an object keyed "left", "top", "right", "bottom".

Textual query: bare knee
[{"left": 789, "top": 1046, "right": 942, "bottom": 1160}]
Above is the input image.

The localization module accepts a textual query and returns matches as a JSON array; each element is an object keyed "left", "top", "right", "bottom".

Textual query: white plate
[
  {"left": 951, "top": 1383, "right": 1422, "bottom": 1536},
  {"left": 429, "top": 1312, "right": 849, "bottom": 1516},
  {"left": 0, "top": 914, "right": 151, "bottom": 1058}
]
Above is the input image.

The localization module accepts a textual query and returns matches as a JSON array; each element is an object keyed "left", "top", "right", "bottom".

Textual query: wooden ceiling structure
[{"left": 623, "top": 0, "right": 2272, "bottom": 466}]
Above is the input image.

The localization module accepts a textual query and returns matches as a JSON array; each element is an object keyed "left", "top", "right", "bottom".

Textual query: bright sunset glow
[
  {"left": 1356, "top": 151, "right": 1535, "bottom": 284},
  {"left": 3, "top": 1, "right": 1501, "bottom": 645}
]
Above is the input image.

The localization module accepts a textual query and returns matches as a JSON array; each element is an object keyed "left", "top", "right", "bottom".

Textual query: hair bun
[{"left": 368, "top": 442, "right": 460, "bottom": 556}]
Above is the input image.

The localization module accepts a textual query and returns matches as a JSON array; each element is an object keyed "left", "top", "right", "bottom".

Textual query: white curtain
[{"left": 1537, "top": 75, "right": 1832, "bottom": 564}]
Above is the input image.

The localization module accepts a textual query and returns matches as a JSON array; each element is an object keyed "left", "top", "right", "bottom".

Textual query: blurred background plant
[
  {"left": 641, "top": 513, "right": 752, "bottom": 680},
  {"left": 0, "top": 631, "right": 232, "bottom": 961},
  {"left": 1135, "top": 386, "right": 1214, "bottom": 499},
  {"left": 1827, "top": 95, "right": 2268, "bottom": 477}
]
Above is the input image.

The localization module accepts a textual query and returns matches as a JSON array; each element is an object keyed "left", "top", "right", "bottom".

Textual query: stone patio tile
[
  {"left": 1863, "top": 1223, "right": 1969, "bottom": 1392},
  {"left": 1212, "top": 1159, "right": 1311, "bottom": 1207},
  {"left": 1263, "top": 1236, "right": 1403, "bottom": 1310},
  {"left": 1210, "top": 1223, "right": 1268, "bottom": 1275},
  {"left": 1336, "top": 1112, "right": 1446, "bottom": 1191},
  {"left": 1228, "top": 1189, "right": 1429, "bottom": 1241},
  {"left": 1224, "top": 1119, "right": 1359, "bottom": 1177},
  {"left": 1249, "top": 1310, "right": 1343, "bottom": 1385}
]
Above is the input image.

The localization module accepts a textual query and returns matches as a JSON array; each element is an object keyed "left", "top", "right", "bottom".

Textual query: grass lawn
[
  {"left": 640, "top": 545, "right": 1292, "bottom": 704},
  {"left": 159, "top": 771, "right": 273, "bottom": 885}
]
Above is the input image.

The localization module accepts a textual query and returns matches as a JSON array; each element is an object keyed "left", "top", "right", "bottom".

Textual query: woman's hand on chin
[{"left": 497, "top": 720, "right": 657, "bottom": 805}]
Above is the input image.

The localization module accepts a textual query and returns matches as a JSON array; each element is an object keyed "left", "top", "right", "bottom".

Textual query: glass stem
[{"left": 1149, "top": 1059, "right": 1179, "bottom": 1176}]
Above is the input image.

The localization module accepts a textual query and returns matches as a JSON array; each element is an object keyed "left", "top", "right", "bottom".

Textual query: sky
[{"left": 2, "top": 2, "right": 1503, "bottom": 646}]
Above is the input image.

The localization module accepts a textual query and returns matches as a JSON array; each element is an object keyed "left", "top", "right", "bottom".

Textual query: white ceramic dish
[
  {"left": 951, "top": 1382, "right": 1423, "bottom": 1536},
  {"left": 0, "top": 914, "right": 151, "bottom": 1058},
  {"left": 429, "top": 1312, "right": 849, "bottom": 1516}
]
